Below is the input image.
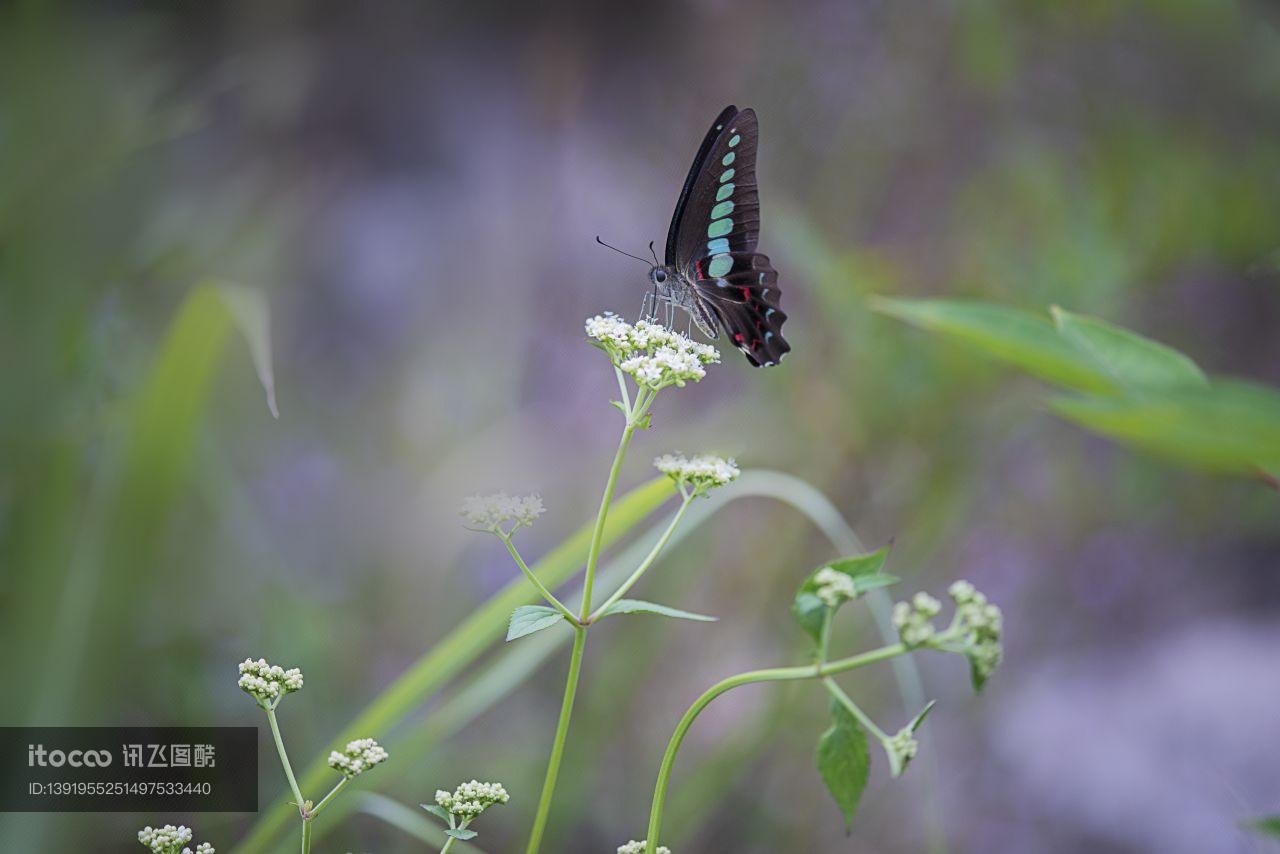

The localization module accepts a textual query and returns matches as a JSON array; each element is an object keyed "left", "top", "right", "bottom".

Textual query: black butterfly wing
[
  {"left": 665, "top": 106, "right": 788, "bottom": 366},
  {"left": 695, "top": 251, "right": 790, "bottom": 366},
  {"left": 665, "top": 106, "right": 762, "bottom": 265}
]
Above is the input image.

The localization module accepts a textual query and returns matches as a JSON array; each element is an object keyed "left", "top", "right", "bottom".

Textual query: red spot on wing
[
  {"left": 695, "top": 259, "right": 704, "bottom": 278},
  {"left": 740, "top": 286, "right": 751, "bottom": 300},
  {"left": 733, "top": 333, "right": 745, "bottom": 344}
]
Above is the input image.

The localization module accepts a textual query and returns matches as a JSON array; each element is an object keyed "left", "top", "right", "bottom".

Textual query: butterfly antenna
[
  {"left": 595, "top": 236, "right": 652, "bottom": 265},
  {"left": 648, "top": 241, "right": 660, "bottom": 266}
]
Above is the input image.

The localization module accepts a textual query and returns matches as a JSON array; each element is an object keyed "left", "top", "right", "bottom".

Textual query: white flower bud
[{"left": 326, "top": 737, "right": 389, "bottom": 779}]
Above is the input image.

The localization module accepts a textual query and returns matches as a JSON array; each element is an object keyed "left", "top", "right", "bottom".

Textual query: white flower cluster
[
  {"left": 813, "top": 567, "right": 857, "bottom": 608},
  {"left": 892, "top": 592, "right": 942, "bottom": 648},
  {"left": 617, "top": 842, "right": 671, "bottom": 854},
  {"left": 137, "top": 825, "right": 213, "bottom": 854},
  {"left": 653, "top": 453, "right": 740, "bottom": 493},
  {"left": 586, "top": 313, "right": 719, "bottom": 389},
  {"left": 949, "top": 580, "right": 1003, "bottom": 685},
  {"left": 885, "top": 726, "right": 919, "bottom": 775},
  {"left": 327, "top": 737, "right": 389, "bottom": 778},
  {"left": 237, "top": 658, "right": 303, "bottom": 706},
  {"left": 434, "top": 779, "right": 510, "bottom": 820},
  {"left": 460, "top": 492, "right": 545, "bottom": 534}
]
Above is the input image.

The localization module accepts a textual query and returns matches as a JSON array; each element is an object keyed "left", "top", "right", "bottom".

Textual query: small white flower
[
  {"left": 892, "top": 593, "right": 940, "bottom": 648},
  {"left": 237, "top": 658, "right": 303, "bottom": 708},
  {"left": 813, "top": 567, "right": 857, "bottom": 608},
  {"left": 586, "top": 313, "right": 719, "bottom": 390},
  {"left": 192, "top": 845, "right": 215, "bottom": 854},
  {"left": 327, "top": 737, "right": 389, "bottom": 778},
  {"left": 433, "top": 779, "right": 510, "bottom": 822},
  {"left": 137, "top": 825, "right": 194, "bottom": 854},
  {"left": 948, "top": 580, "right": 1003, "bottom": 688},
  {"left": 653, "top": 453, "right": 740, "bottom": 494},
  {"left": 617, "top": 841, "right": 671, "bottom": 854},
  {"left": 460, "top": 492, "right": 545, "bottom": 534}
]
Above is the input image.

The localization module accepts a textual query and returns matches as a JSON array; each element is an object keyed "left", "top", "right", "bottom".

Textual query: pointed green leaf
[
  {"left": 1049, "top": 380, "right": 1280, "bottom": 474},
  {"left": 1245, "top": 815, "right": 1280, "bottom": 838},
  {"left": 445, "top": 827, "right": 478, "bottom": 840},
  {"left": 419, "top": 803, "right": 451, "bottom": 824},
  {"left": 1051, "top": 306, "right": 1207, "bottom": 392},
  {"left": 853, "top": 573, "right": 899, "bottom": 594},
  {"left": 816, "top": 699, "right": 870, "bottom": 831},
  {"left": 793, "top": 546, "right": 895, "bottom": 642},
  {"left": 909, "top": 699, "right": 937, "bottom": 732},
  {"left": 871, "top": 297, "right": 1116, "bottom": 393},
  {"left": 506, "top": 605, "right": 565, "bottom": 642},
  {"left": 596, "top": 599, "right": 717, "bottom": 622}
]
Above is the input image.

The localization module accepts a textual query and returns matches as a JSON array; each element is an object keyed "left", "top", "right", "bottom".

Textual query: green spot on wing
[
  {"left": 708, "top": 255, "right": 733, "bottom": 277},
  {"left": 716, "top": 183, "right": 734, "bottom": 201},
  {"left": 711, "top": 201, "right": 734, "bottom": 219},
  {"left": 721, "top": 151, "right": 736, "bottom": 166},
  {"left": 719, "top": 168, "right": 735, "bottom": 183},
  {"left": 728, "top": 134, "right": 741, "bottom": 147},
  {"left": 707, "top": 218, "right": 733, "bottom": 238}
]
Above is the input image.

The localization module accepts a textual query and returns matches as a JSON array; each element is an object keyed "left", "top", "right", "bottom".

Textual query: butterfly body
[{"left": 646, "top": 105, "right": 790, "bottom": 367}]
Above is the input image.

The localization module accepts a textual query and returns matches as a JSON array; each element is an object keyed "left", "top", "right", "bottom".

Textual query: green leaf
[
  {"left": 853, "top": 573, "right": 899, "bottom": 594},
  {"left": 596, "top": 599, "right": 717, "bottom": 622},
  {"left": 1050, "top": 306, "right": 1208, "bottom": 392},
  {"left": 871, "top": 296, "right": 1115, "bottom": 394},
  {"left": 792, "top": 546, "right": 894, "bottom": 643},
  {"left": 1049, "top": 380, "right": 1280, "bottom": 474},
  {"left": 506, "top": 605, "right": 566, "bottom": 642},
  {"left": 1245, "top": 815, "right": 1280, "bottom": 838},
  {"left": 419, "top": 803, "right": 451, "bottom": 824},
  {"left": 908, "top": 699, "right": 937, "bottom": 732},
  {"left": 445, "top": 827, "right": 478, "bottom": 840},
  {"left": 816, "top": 699, "right": 870, "bottom": 831}
]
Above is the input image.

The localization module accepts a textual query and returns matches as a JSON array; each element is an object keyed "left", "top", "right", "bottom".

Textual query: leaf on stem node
[
  {"left": 816, "top": 698, "right": 870, "bottom": 831},
  {"left": 506, "top": 605, "right": 566, "bottom": 641}
]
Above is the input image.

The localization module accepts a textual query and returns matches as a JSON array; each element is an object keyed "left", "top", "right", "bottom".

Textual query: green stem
[
  {"left": 643, "top": 643, "right": 906, "bottom": 854},
  {"left": 265, "top": 706, "right": 306, "bottom": 813},
  {"left": 580, "top": 422, "right": 638, "bottom": 620},
  {"left": 310, "top": 776, "right": 348, "bottom": 818},
  {"left": 301, "top": 816, "right": 312, "bottom": 854},
  {"left": 525, "top": 625, "right": 587, "bottom": 854},
  {"left": 822, "top": 677, "right": 889, "bottom": 742},
  {"left": 589, "top": 493, "right": 693, "bottom": 621},
  {"left": 501, "top": 535, "right": 579, "bottom": 623},
  {"left": 614, "top": 366, "right": 632, "bottom": 415},
  {"left": 440, "top": 837, "right": 456, "bottom": 854}
]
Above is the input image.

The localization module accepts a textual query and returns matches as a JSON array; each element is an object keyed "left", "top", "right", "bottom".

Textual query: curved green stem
[
  {"left": 589, "top": 493, "right": 693, "bottom": 621},
  {"left": 525, "top": 626, "right": 587, "bottom": 853},
  {"left": 440, "top": 836, "right": 456, "bottom": 854},
  {"left": 643, "top": 643, "right": 906, "bottom": 854},
  {"left": 501, "top": 535, "right": 578, "bottom": 623}
]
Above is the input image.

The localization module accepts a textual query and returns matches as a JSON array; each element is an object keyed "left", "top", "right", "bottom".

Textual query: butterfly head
[{"left": 647, "top": 267, "right": 669, "bottom": 287}]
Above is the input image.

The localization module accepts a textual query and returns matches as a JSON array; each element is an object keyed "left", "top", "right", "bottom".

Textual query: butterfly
[{"left": 605, "top": 105, "right": 790, "bottom": 366}]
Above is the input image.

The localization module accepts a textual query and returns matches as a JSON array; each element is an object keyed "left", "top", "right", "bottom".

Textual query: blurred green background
[{"left": 2, "top": 1, "right": 1278, "bottom": 851}]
